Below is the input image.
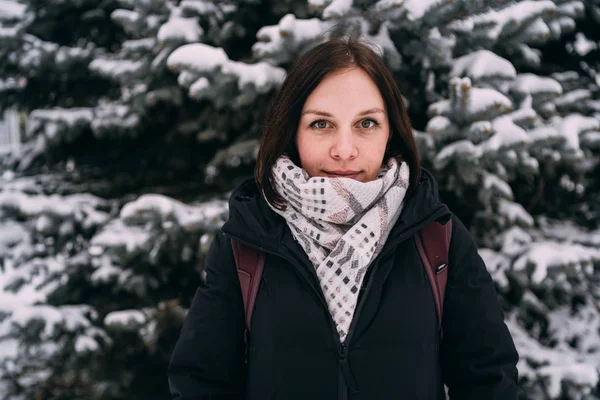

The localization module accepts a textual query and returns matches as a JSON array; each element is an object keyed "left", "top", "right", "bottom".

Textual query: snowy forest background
[{"left": 0, "top": 0, "right": 599, "bottom": 398}]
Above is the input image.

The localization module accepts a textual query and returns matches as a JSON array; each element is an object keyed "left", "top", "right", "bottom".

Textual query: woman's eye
[
  {"left": 312, "top": 120, "right": 329, "bottom": 129},
  {"left": 360, "top": 119, "right": 378, "bottom": 129}
]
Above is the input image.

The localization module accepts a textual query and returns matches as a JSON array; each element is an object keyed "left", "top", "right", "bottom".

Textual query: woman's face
[{"left": 296, "top": 67, "right": 390, "bottom": 182}]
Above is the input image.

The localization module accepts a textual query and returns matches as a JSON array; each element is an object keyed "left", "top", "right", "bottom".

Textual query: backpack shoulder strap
[
  {"left": 231, "top": 239, "right": 265, "bottom": 332},
  {"left": 415, "top": 218, "right": 453, "bottom": 337}
]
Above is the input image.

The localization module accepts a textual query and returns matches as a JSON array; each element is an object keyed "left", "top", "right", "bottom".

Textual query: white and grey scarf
[{"left": 266, "top": 155, "right": 410, "bottom": 342}]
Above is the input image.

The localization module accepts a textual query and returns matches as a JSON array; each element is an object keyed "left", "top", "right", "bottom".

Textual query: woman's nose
[{"left": 330, "top": 130, "right": 358, "bottom": 160}]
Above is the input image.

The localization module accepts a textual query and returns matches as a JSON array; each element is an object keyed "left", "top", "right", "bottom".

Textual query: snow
[
  {"left": 89, "top": 58, "right": 146, "bottom": 80},
  {"left": 552, "top": 71, "right": 579, "bottom": 83},
  {"left": 0, "top": 220, "right": 28, "bottom": 249},
  {"left": 506, "top": 105, "right": 538, "bottom": 126},
  {"left": 89, "top": 219, "right": 153, "bottom": 257},
  {"left": 457, "top": 82, "right": 513, "bottom": 121},
  {"left": 450, "top": 50, "right": 516, "bottom": 82},
  {"left": 516, "top": 18, "right": 551, "bottom": 45},
  {"left": 558, "top": 114, "right": 600, "bottom": 152},
  {"left": 572, "top": 32, "right": 598, "bottom": 56},
  {"left": 75, "top": 335, "right": 99, "bottom": 352},
  {"left": 511, "top": 73, "right": 563, "bottom": 99},
  {"left": 0, "top": 25, "right": 19, "bottom": 39},
  {"left": 175, "top": 70, "right": 197, "bottom": 88},
  {"left": 0, "top": 190, "right": 106, "bottom": 220},
  {"left": 473, "top": 1, "right": 556, "bottom": 41},
  {"left": 425, "top": 115, "right": 458, "bottom": 136},
  {"left": 0, "top": 339, "right": 18, "bottom": 361},
  {"left": 320, "top": 0, "right": 353, "bottom": 19},
  {"left": 515, "top": 43, "right": 542, "bottom": 67},
  {"left": 467, "top": 121, "right": 494, "bottom": 141},
  {"left": 0, "top": 258, "right": 56, "bottom": 310},
  {"left": 589, "top": 100, "right": 600, "bottom": 112},
  {"left": 253, "top": 14, "right": 332, "bottom": 62},
  {"left": 110, "top": 9, "right": 141, "bottom": 26},
  {"left": 374, "top": 0, "right": 439, "bottom": 21},
  {"left": 548, "top": 304, "right": 600, "bottom": 360},
  {"left": 538, "top": 218, "right": 600, "bottom": 247},
  {"left": 179, "top": 0, "right": 222, "bottom": 16},
  {"left": 0, "top": 78, "right": 21, "bottom": 92},
  {"left": 507, "top": 316, "right": 599, "bottom": 396},
  {"left": 0, "top": 304, "right": 94, "bottom": 338},
  {"left": 167, "top": 43, "right": 229, "bottom": 73},
  {"left": 554, "top": 89, "right": 592, "bottom": 109},
  {"left": 482, "top": 172, "right": 513, "bottom": 199},
  {"left": 497, "top": 198, "right": 534, "bottom": 228},
  {"left": 27, "top": 108, "right": 93, "bottom": 134},
  {"left": 104, "top": 309, "right": 148, "bottom": 328},
  {"left": 549, "top": 16, "right": 577, "bottom": 40},
  {"left": 539, "top": 364, "right": 599, "bottom": 397},
  {"left": 120, "top": 194, "right": 228, "bottom": 233},
  {"left": 513, "top": 241, "right": 600, "bottom": 284},
  {"left": 478, "top": 248, "right": 510, "bottom": 289},
  {"left": 429, "top": 78, "right": 512, "bottom": 123},
  {"left": 500, "top": 226, "right": 533, "bottom": 256},
  {"left": 90, "top": 256, "right": 130, "bottom": 284},
  {"left": 189, "top": 77, "right": 210, "bottom": 99},
  {"left": 581, "top": 131, "right": 600, "bottom": 149},
  {"left": 167, "top": 43, "right": 285, "bottom": 102},
  {"left": 122, "top": 38, "right": 156, "bottom": 52},
  {"left": 157, "top": 8, "right": 203, "bottom": 43},
  {"left": 91, "top": 103, "right": 140, "bottom": 136},
  {"left": 370, "top": 22, "right": 403, "bottom": 70},
  {"left": 478, "top": 117, "right": 529, "bottom": 154},
  {"left": 0, "top": 0, "right": 26, "bottom": 21},
  {"left": 434, "top": 140, "right": 481, "bottom": 170},
  {"left": 557, "top": 1, "right": 586, "bottom": 19},
  {"left": 528, "top": 126, "right": 562, "bottom": 147},
  {"left": 207, "top": 138, "right": 261, "bottom": 173},
  {"left": 222, "top": 60, "right": 286, "bottom": 93}
]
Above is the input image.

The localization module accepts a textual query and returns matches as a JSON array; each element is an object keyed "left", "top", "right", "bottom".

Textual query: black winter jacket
[{"left": 168, "top": 170, "right": 519, "bottom": 400}]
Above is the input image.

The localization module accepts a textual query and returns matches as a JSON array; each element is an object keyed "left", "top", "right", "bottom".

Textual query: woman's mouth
[{"left": 324, "top": 170, "right": 361, "bottom": 179}]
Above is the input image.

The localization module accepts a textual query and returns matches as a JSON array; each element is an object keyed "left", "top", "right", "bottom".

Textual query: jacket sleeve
[
  {"left": 441, "top": 215, "right": 519, "bottom": 400},
  {"left": 168, "top": 231, "right": 246, "bottom": 400}
]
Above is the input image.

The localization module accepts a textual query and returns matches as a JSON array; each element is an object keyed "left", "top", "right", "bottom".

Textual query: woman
[{"left": 168, "top": 38, "right": 519, "bottom": 399}]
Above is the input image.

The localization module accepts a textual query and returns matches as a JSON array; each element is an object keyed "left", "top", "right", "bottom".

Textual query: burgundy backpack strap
[
  {"left": 231, "top": 239, "right": 265, "bottom": 332},
  {"left": 415, "top": 218, "right": 453, "bottom": 338}
]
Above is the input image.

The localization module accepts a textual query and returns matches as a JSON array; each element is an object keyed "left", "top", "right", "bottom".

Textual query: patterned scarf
[{"left": 266, "top": 155, "right": 410, "bottom": 342}]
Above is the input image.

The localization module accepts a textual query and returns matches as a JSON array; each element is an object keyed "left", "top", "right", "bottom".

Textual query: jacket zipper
[
  {"left": 223, "top": 204, "right": 450, "bottom": 399},
  {"left": 339, "top": 343, "right": 349, "bottom": 400}
]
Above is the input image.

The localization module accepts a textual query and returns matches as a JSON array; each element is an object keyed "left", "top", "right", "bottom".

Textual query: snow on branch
[
  {"left": 508, "top": 317, "right": 599, "bottom": 398},
  {"left": 450, "top": 50, "right": 516, "bottom": 84},
  {"left": 0, "top": 0, "right": 26, "bottom": 21},
  {"left": 253, "top": 14, "right": 332, "bottom": 64},
  {"left": 157, "top": 6, "right": 203, "bottom": 44},
  {"left": 167, "top": 43, "right": 285, "bottom": 107},
  {"left": 513, "top": 241, "right": 599, "bottom": 284},
  {"left": 510, "top": 74, "right": 563, "bottom": 104},
  {"left": 428, "top": 77, "right": 513, "bottom": 124}
]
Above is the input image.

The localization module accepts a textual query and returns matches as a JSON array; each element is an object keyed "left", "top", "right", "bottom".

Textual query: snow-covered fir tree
[{"left": 0, "top": 0, "right": 599, "bottom": 399}]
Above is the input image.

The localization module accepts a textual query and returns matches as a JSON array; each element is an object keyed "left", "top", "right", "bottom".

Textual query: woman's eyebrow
[{"left": 301, "top": 107, "right": 385, "bottom": 117}]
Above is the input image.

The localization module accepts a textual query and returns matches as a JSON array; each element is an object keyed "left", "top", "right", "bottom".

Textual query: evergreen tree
[{"left": 0, "top": 0, "right": 599, "bottom": 399}]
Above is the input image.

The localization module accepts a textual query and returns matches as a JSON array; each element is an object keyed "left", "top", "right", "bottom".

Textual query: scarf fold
[{"left": 266, "top": 155, "right": 410, "bottom": 342}]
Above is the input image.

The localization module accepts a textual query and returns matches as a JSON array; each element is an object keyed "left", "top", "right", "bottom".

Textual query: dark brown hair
[{"left": 255, "top": 37, "right": 421, "bottom": 209}]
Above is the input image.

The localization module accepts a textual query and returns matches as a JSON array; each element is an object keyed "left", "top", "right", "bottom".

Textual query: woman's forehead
[{"left": 301, "top": 69, "right": 386, "bottom": 117}]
